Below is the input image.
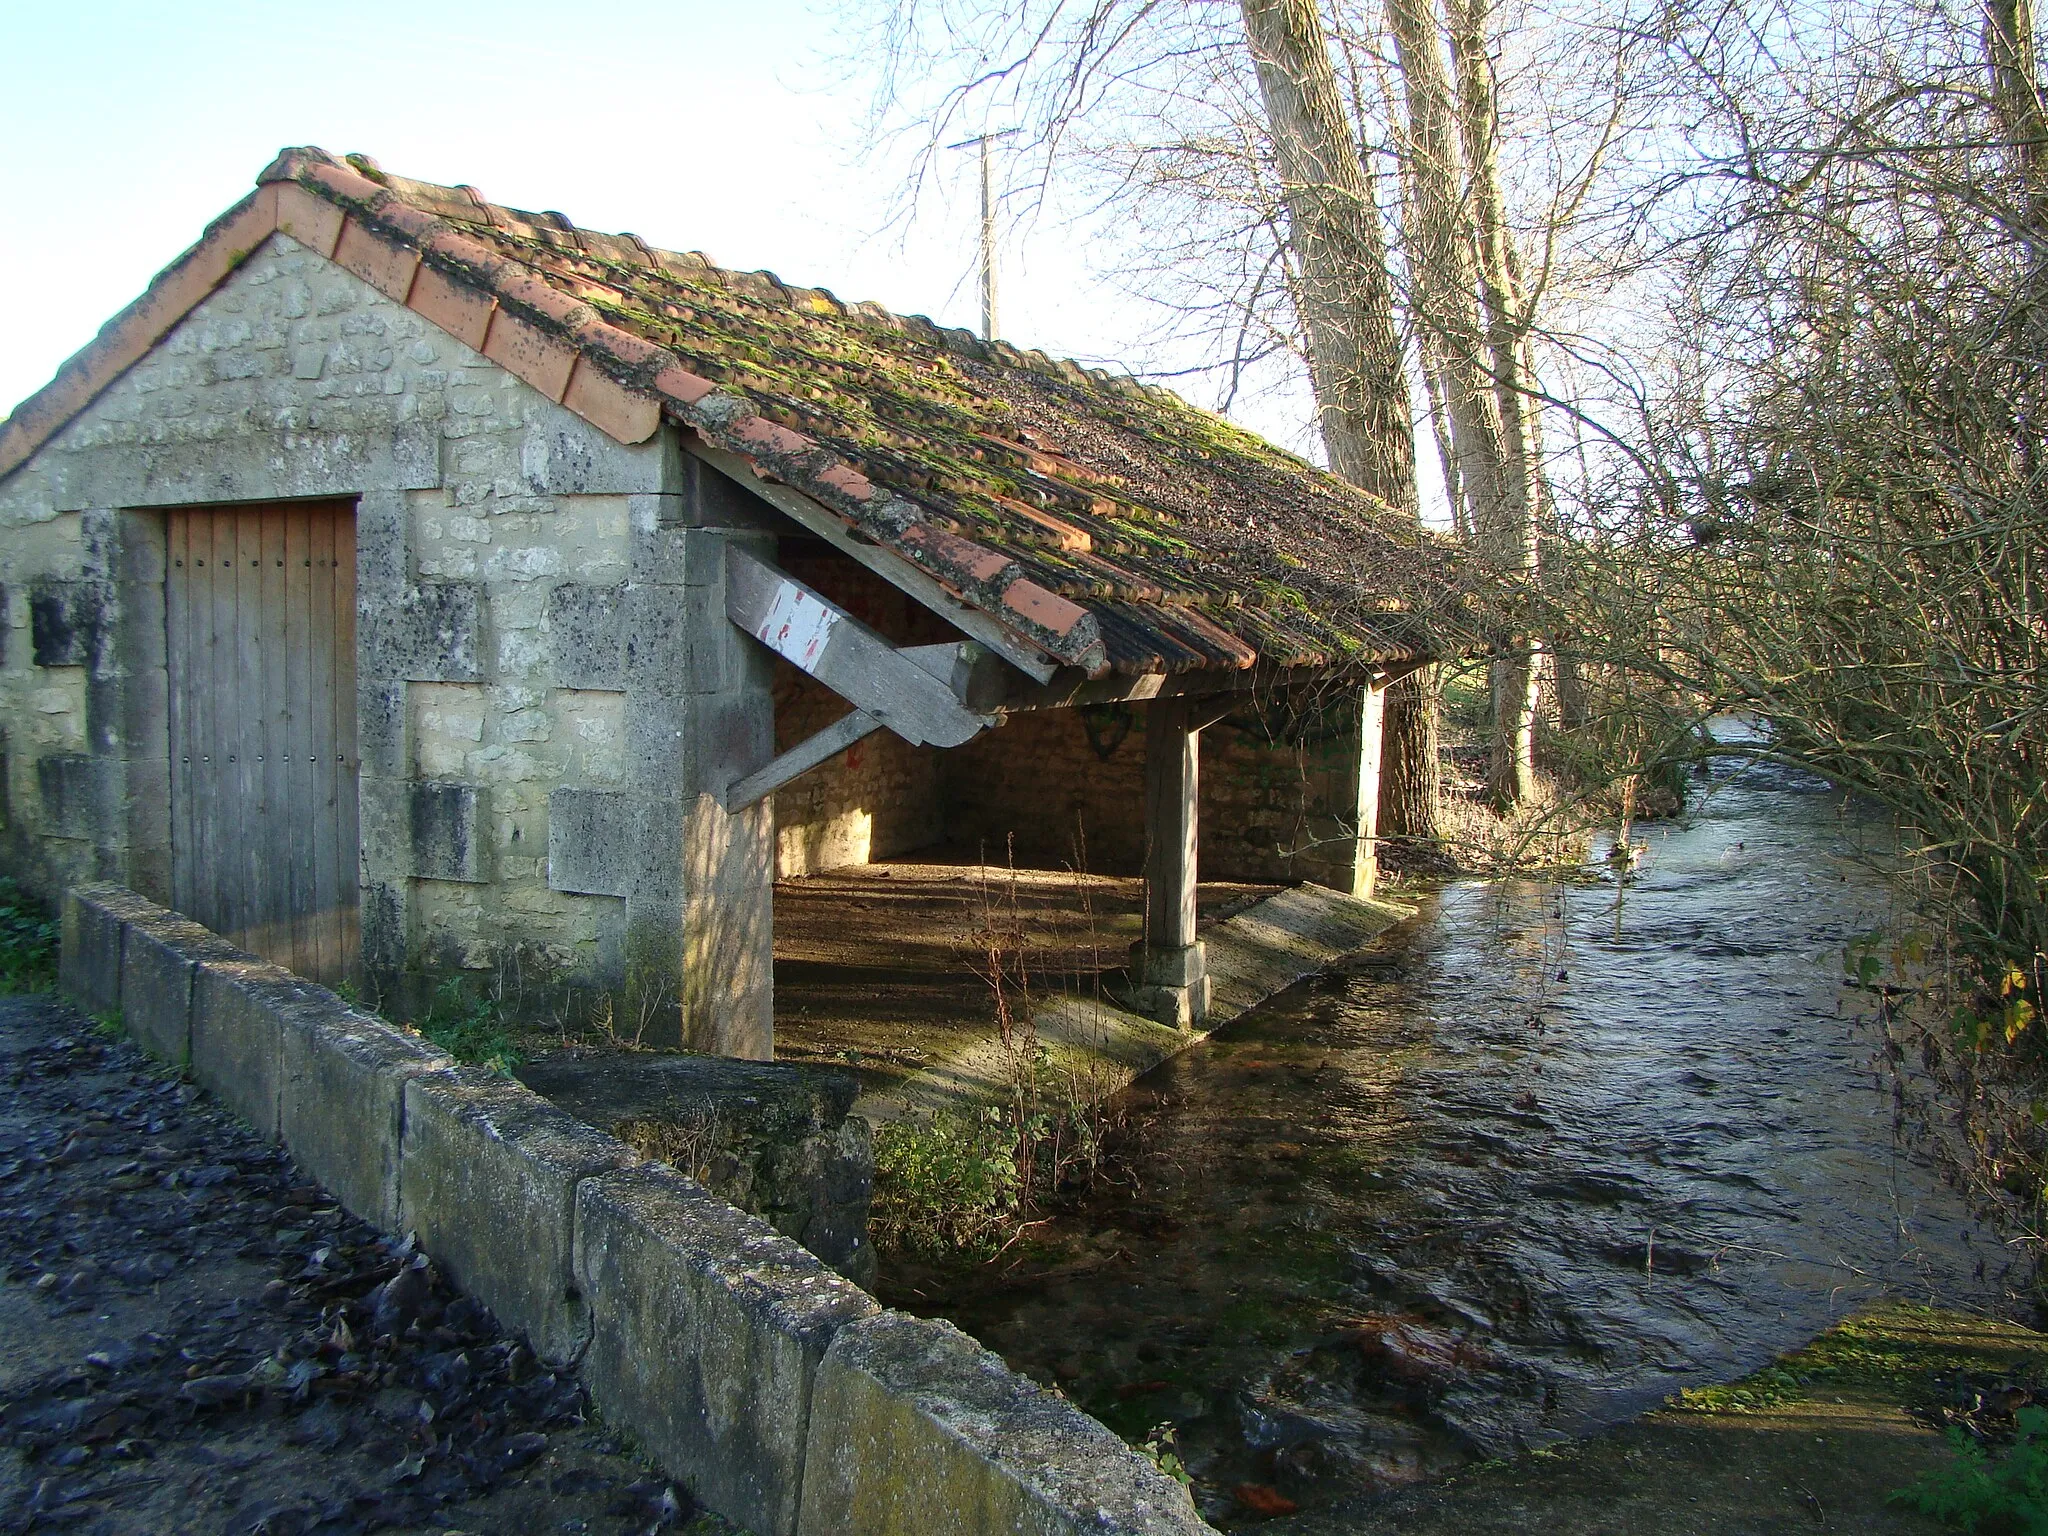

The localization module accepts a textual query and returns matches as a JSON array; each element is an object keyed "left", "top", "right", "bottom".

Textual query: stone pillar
[
  {"left": 545, "top": 446, "right": 776, "bottom": 1058},
  {"left": 630, "top": 452, "right": 778, "bottom": 1058},
  {"left": 355, "top": 490, "right": 491, "bottom": 1004},
  {"left": 1131, "top": 695, "right": 1209, "bottom": 1029},
  {"left": 81, "top": 509, "right": 165, "bottom": 896},
  {"left": 353, "top": 488, "right": 418, "bottom": 1003}
]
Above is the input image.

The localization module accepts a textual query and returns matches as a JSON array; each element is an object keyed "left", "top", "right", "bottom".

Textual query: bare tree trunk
[
  {"left": 1388, "top": 0, "right": 1537, "bottom": 831},
  {"left": 1447, "top": 0, "right": 1541, "bottom": 808},
  {"left": 1414, "top": 348, "right": 1468, "bottom": 540},
  {"left": 1385, "top": 0, "right": 1508, "bottom": 540},
  {"left": 1378, "top": 665, "right": 1445, "bottom": 861},
  {"left": 1540, "top": 511, "right": 1589, "bottom": 732},
  {"left": 1553, "top": 651, "right": 1589, "bottom": 732},
  {"left": 1240, "top": 0, "right": 1418, "bottom": 516},
  {"left": 1987, "top": 0, "right": 2048, "bottom": 183},
  {"left": 1240, "top": 0, "right": 1442, "bottom": 846}
]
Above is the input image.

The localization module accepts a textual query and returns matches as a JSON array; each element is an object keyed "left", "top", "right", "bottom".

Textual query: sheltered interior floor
[{"left": 770, "top": 849, "right": 1280, "bottom": 1098}]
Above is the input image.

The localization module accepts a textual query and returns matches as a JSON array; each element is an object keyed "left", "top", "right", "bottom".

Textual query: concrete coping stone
[
  {"left": 400, "top": 1068, "right": 640, "bottom": 1367},
  {"left": 574, "top": 1162, "right": 881, "bottom": 1536},
  {"left": 58, "top": 884, "right": 155, "bottom": 1019},
  {"left": 126, "top": 909, "right": 264, "bottom": 1078},
  {"left": 282, "top": 994, "right": 453, "bottom": 1234},
  {"left": 187, "top": 948, "right": 319, "bottom": 1139},
  {"left": 799, "top": 1310, "right": 1212, "bottom": 1535}
]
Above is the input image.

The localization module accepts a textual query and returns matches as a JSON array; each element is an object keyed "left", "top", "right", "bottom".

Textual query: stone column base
[{"left": 1122, "top": 940, "right": 1210, "bottom": 1031}]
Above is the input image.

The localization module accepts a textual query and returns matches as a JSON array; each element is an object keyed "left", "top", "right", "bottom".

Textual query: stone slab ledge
[{"left": 860, "top": 881, "right": 1414, "bottom": 1124}]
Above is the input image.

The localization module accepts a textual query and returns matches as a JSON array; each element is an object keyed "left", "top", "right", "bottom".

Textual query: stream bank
[{"left": 1269, "top": 1302, "right": 2047, "bottom": 1534}]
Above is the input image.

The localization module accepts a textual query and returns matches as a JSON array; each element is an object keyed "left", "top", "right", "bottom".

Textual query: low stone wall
[{"left": 58, "top": 882, "right": 1212, "bottom": 1536}]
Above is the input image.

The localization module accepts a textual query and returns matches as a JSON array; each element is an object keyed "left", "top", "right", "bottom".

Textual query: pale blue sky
[{"left": 0, "top": 0, "right": 1178, "bottom": 433}]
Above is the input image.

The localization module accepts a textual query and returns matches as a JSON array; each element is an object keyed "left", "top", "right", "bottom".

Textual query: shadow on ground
[{"left": 1267, "top": 1304, "right": 2040, "bottom": 1534}]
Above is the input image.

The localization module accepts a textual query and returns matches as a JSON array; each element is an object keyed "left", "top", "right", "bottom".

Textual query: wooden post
[
  {"left": 1144, "top": 696, "right": 1199, "bottom": 951},
  {"left": 1355, "top": 680, "right": 1386, "bottom": 898},
  {"left": 1133, "top": 695, "right": 1211, "bottom": 1029}
]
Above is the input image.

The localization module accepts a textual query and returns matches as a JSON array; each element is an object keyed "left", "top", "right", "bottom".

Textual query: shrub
[
  {"left": 1892, "top": 1405, "right": 2048, "bottom": 1534},
  {"left": 870, "top": 1107, "right": 1022, "bottom": 1259}
]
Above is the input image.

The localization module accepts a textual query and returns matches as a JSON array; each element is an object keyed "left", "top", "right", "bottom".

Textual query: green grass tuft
[
  {"left": 0, "top": 881, "right": 59, "bottom": 996},
  {"left": 409, "top": 977, "right": 523, "bottom": 1075}
]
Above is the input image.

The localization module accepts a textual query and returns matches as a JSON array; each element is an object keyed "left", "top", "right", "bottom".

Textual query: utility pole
[
  {"left": 977, "top": 136, "right": 997, "bottom": 340},
  {"left": 947, "top": 130, "right": 1018, "bottom": 340}
]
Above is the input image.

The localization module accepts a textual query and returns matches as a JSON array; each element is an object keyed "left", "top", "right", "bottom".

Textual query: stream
[{"left": 878, "top": 737, "right": 2025, "bottom": 1526}]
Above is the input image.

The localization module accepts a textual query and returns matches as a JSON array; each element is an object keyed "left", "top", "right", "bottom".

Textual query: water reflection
[{"left": 883, "top": 745, "right": 2018, "bottom": 1521}]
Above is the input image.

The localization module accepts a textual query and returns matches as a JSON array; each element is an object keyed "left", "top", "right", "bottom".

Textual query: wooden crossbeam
[
  {"left": 692, "top": 441, "right": 1061, "bottom": 684},
  {"left": 727, "top": 546, "right": 995, "bottom": 748},
  {"left": 724, "top": 709, "right": 885, "bottom": 811}
]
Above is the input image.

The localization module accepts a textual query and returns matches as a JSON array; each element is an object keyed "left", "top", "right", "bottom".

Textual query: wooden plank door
[{"left": 166, "top": 500, "right": 359, "bottom": 984}]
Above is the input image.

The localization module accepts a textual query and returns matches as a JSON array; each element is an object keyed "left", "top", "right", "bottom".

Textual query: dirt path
[
  {"left": 0, "top": 992, "right": 739, "bottom": 1536},
  {"left": 1264, "top": 1303, "right": 2042, "bottom": 1534}
]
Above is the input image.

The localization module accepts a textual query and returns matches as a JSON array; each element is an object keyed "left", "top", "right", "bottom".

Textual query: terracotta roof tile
[
  {"left": 332, "top": 219, "right": 420, "bottom": 304},
  {"left": 274, "top": 182, "right": 344, "bottom": 257},
  {"left": 563, "top": 357, "right": 661, "bottom": 444},
  {"left": 408, "top": 262, "right": 495, "bottom": 352},
  {"left": 483, "top": 310, "right": 578, "bottom": 402},
  {"left": 1, "top": 146, "right": 1476, "bottom": 678}
]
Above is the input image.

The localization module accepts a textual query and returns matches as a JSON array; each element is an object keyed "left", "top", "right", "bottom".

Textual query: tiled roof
[{"left": 0, "top": 147, "right": 1470, "bottom": 679}]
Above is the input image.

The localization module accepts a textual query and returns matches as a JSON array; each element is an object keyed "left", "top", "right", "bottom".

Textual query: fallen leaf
[{"left": 1233, "top": 1483, "right": 1299, "bottom": 1517}]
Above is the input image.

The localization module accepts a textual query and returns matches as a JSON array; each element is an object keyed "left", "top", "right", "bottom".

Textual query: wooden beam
[
  {"left": 724, "top": 709, "right": 884, "bottom": 811},
  {"left": 1355, "top": 680, "right": 1386, "bottom": 899},
  {"left": 1143, "top": 695, "right": 1201, "bottom": 954},
  {"left": 900, "top": 641, "right": 1014, "bottom": 712},
  {"left": 994, "top": 656, "right": 1425, "bottom": 714},
  {"left": 726, "top": 545, "right": 995, "bottom": 748},
  {"left": 690, "top": 439, "right": 1061, "bottom": 684}
]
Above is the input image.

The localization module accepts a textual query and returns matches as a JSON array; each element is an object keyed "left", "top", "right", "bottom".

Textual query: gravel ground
[{"left": 0, "top": 992, "right": 742, "bottom": 1536}]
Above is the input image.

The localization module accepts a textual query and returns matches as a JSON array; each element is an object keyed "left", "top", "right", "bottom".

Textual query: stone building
[{"left": 0, "top": 148, "right": 1461, "bottom": 1057}]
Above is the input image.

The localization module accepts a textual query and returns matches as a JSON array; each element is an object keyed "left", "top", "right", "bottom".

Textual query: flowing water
[{"left": 879, "top": 740, "right": 2025, "bottom": 1526}]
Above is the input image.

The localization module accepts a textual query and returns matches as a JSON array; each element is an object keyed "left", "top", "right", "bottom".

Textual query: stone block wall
[
  {"left": 940, "top": 707, "right": 1145, "bottom": 873},
  {"left": 0, "top": 231, "right": 778, "bottom": 1052},
  {"left": 1202, "top": 688, "right": 1375, "bottom": 891},
  {"left": 0, "top": 516, "right": 96, "bottom": 895},
  {"left": 939, "top": 689, "right": 1373, "bottom": 891}
]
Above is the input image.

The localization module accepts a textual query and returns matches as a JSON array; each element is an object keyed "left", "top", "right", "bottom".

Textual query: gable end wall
[{"left": 0, "top": 233, "right": 775, "bottom": 1051}]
